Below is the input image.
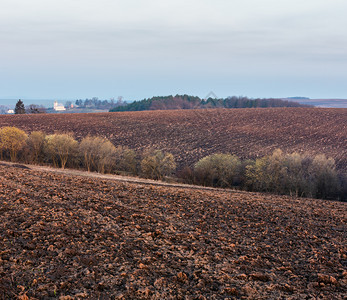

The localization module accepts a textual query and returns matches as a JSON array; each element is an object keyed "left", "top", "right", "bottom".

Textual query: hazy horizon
[
  {"left": 1, "top": 97, "right": 347, "bottom": 110},
  {"left": 1, "top": 0, "right": 347, "bottom": 100}
]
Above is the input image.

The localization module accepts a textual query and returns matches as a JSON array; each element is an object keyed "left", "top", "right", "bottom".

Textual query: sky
[{"left": 1, "top": 0, "right": 347, "bottom": 103}]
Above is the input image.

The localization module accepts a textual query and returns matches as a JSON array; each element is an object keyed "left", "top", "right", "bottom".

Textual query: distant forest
[
  {"left": 73, "top": 97, "right": 126, "bottom": 110},
  {"left": 109, "top": 95, "right": 312, "bottom": 112}
]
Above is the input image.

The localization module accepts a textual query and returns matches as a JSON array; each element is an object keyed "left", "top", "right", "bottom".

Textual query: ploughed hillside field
[
  {"left": 0, "top": 108, "right": 346, "bottom": 171},
  {"left": 0, "top": 163, "right": 346, "bottom": 299}
]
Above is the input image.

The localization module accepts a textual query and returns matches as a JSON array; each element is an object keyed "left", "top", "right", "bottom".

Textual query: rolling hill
[
  {"left": 0, "top": 108, "right": 346, "bottom": 171},
  {"left": 0, "top": 163, "right": 346, "bottom": 298}
]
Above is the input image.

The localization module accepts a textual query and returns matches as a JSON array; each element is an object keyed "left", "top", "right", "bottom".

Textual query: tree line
[
  {"left": 110, "top": 95, "right": 312, "bottom": 112},
  {"left": 184, "top": 151, "right": 346, "bottom": 201},
  {"left": 0, "top": 126, "right": 345, "bottom": 201},
  {"left": 0, "top": 127, "right": 176, "bottom": 179},
  {"left": 2, "top": 98, "right": 126, "bottom": 115},
  {"left": 5, "top": 96, "right": 311, "bottom": 115},
  {"left": 2, "top": 100, "right": 47, "bottom": 114},
  {"left": 73, "top": 97, "right": 126, "bottom": 110}
]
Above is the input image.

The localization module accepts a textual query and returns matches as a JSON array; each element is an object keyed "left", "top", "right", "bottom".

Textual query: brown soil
[
  {"left": 0, "top": 108, "right": 346, "bottom": 171},
  {"left": 0, "top": 163, "right": 346, "bottom": 299}
]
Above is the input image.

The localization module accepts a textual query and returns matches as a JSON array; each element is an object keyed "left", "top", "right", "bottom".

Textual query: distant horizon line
[{"left": 2, "top": 97, "right": 347, "bottom": 102}]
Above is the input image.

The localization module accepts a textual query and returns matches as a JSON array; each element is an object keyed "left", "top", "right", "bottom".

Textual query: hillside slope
[
  {"left": 0, "top": 108, "right": 346, "bottom": 170},
  {"left": 0, "top": 163, "right": 346, "bottom": 298}
]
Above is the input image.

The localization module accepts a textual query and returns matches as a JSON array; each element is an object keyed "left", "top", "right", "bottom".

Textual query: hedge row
[
  {"left": 178, "top": 151, "right": 346, "bottom": 201},
  {"left": 1, "top": 126, "right": 345, "bottom": 201},
  {"left": 0, "top": 127, "right": 176, "bottom": 179}
]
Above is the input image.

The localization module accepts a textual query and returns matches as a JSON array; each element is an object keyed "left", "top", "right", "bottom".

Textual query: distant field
[
  {"left": 0, "top": 163, "right": 346, "bottom": 298},
  {"left": 285, "top": 99, "right": 347, "bottom": 108},
  {"left": 0, "top": 108, "right": 346, "bottom": 171}
]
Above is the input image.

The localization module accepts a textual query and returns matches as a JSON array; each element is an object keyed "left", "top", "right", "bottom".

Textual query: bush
[
  {"left": 246, "top": 149, "right": 287, "bottom": 193},
  {"left": 114, "top": 146, "right": 137, "bottom": 175},
  {"left": 245, "top": 149, "right": 340, "bottom": 199},
  {"left": 26, "top": 131, "right": 46, "bottom": 164},
  {"left": 309, "top": 154, "right": 339, "bottom": 199},
  {"left": 79, "top": 136, "right": 98, "bottom": 172},
  {"left": 141, "top": 149, "right": 176, "bottom": 180},
  {"left": 177, "top": 166, "right": 195, "bottom": 184},
  {"left": 79, "top": 136, "right": 117, "bottom": 173},
  {"left": 194, "top": 153, "right": 242, "bottom": 187},
  {"left": 0, "top": 126, "right": 28, "bottom": 161},
  {"left": 95, "top": 139, "right": 117, "bottom": 174},
  {"left": 281, "top": 152, "right": 310, "bottom": 197},
  {"left": 44, "top": 134, "right": 78, "bottom": 169}
]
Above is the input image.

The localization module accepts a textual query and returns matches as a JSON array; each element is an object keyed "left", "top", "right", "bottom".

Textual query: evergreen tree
[{"left": 14, "top": 99, "right": 26, "bottom": 114}]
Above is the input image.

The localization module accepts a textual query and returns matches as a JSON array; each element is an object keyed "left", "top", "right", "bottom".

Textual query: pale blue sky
[{"left": 1, "top": 0, "right": 347, "bottom": 102}]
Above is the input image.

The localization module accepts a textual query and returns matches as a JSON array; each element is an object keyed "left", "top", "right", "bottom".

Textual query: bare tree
[
  {"left": 26, "top": 131, "right": 46, "bottom": 163},
  {"left": 0, "top": 126, "right": 28, "bottom": 161},
  {"left": 28, "top": 104, "right": 46, "bottom": 114},
  {"left": 194, "top": 153, "right": 242, "bottom": 187},
  {"left": 79, "top": 136, "right": 117, "bottom": 173},
  {"left": 141, "top": 149, "right": 176, "bottom": 180},
  {"left": 44, "top": 134, "right": 78, "bottom": 169}
]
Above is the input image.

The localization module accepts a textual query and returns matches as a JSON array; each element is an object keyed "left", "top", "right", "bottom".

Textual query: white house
[
  {"left": 7, "top": 109, "right": 14, "bottom": 114},
  {"left": 54, "top": 101, "right": 66, "bottom": 111}
]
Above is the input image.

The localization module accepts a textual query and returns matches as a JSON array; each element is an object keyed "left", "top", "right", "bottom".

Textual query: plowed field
[
  {"left": 0, "top": 163, "right": 346, "bottom": 299},
  {"left": 0, "top": 108, "right": 346, "bottom": 171}
]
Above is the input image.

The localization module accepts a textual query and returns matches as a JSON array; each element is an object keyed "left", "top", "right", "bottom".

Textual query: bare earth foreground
[
  {"left": 0, "top": 108, "right": 346, "bottom": 171},
  {"left": 0, "top": 163, "right": 346, "bottom": 299}
]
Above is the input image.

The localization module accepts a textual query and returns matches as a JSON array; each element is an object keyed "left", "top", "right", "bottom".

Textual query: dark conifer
[{"left": 14, "top": 99, "right": 26, "bottom": 114}]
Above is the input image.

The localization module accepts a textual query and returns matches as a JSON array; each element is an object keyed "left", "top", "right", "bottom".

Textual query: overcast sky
[{"left": 1, "top": 0, "right": 347, "bottom": 101}]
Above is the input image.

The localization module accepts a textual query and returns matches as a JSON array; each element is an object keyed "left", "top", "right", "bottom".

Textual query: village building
[{"left": 54, "top": 101, "right": 66, "bottom": 111}]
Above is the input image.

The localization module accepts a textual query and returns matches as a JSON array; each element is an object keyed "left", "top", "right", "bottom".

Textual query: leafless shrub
[
  {"left": 177, "top": 166, "right": 195, "bottom": 184},
  {"left": 26, "top": 131, "right": 46, "bottom": 164},
  {"left": 79, "top": 136, "right": 117, "bottom": 173},
  {"left": 114, "top": 146, "right": 137, "bottom": 175},
  {"left": 141, "top": 149, "right": 176, "bottom": 180},
  {"left": 44, "top": 134, "right": 78, "bottom": 169},
  {"left": 0, "top": 126, "right": 28, "bottom": 161},
  {"left": 194, "top": 153, "right": 242, "bottom": 187},
  {"left": 246, "top": 149, "right": 340, "bottom": 199}
]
